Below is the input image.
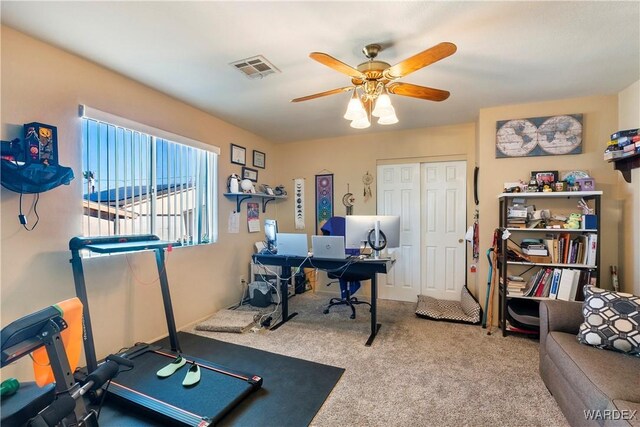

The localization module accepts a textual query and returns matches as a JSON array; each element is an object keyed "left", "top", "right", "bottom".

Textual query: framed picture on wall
[
  {"left": 242, "top": 166, "right": 258, "bottom": 182},
  {"left": 253, "top": 150, "right": 265, "bottom": 169},
  {"left": 231, "top": 144, "right": 246, "bottom": 165}
]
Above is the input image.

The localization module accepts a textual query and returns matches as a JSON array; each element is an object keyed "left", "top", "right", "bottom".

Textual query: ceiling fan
[{"left": 291, "top": 42, "right": 457, "bottom": 128}]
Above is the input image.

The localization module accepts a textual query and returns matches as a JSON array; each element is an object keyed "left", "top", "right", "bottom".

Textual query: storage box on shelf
[{"left": 497, "top": 191, "right": 602, "bottom": 337}]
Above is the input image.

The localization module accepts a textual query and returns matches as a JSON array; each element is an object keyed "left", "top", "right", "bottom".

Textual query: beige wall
[
  {"left": 273, "top": 123, "right": 477, "bottom": 296},
  {"left": 477, "top": 95, "right": 621, "bottom": 322},
  {"left": 617, "top": 80, "right": 640, "bottom": 295},
  {"left": 0, "top": 26, "right": 277, "bottom": 380}
]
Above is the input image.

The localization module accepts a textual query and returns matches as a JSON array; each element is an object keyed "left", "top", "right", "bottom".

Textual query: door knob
[{"left": 458, "top": 239, "right": 463, "bottom": 243}]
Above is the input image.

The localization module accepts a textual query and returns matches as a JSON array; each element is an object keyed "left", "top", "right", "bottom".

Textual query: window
[{"left": 80, "top": 106, "right": 218, "bottom": 247}]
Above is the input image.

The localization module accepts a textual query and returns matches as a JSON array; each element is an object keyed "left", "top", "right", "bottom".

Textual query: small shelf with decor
[
  {"left": 223, "top": 192, "right": 286, "bottom": 213},
  {"left": 604, "top": 128, "right": 639, "bottom": 183},
  {"left": 497, "top": 191, "right": 601, "bottom": 337}
]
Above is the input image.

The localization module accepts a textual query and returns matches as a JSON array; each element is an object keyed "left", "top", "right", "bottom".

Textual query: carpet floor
[{"left": 189, "top": 292, "right": 568, "bottom": 427}]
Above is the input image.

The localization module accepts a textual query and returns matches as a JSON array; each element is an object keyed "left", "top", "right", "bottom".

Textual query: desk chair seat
[{"left": 321, "top": 216, "right": 371, "bottom": 320}]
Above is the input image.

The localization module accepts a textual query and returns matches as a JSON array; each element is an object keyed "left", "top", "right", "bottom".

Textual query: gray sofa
[{"left": 539, "top": 300, "right": 640, "bottom": 426}]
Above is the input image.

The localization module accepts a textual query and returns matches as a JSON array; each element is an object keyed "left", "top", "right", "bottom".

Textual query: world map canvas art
[{"left": 495, "top": 114, "right": 583, "bottom": 158}]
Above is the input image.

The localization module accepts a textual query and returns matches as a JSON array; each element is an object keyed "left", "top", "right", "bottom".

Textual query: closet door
[
  {"left": 376, "top": 163, "right": 421, "bottom": 302},
  {"left": 421, "top": 161, "right": 467, "bottom": 300}
]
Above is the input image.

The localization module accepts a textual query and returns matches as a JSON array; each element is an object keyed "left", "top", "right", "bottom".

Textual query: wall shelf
[
  {"left": 608, "top": 152, "right": 640, "bottom": 183},
  {"left": 223, "top": 192, "right": 286, "bottom": 213}
]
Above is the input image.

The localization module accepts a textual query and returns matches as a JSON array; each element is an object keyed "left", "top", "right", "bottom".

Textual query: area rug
[
  {"left": 99, "top": 332, "right": 345, "bottom": 427},
  {"left": 195, "top": 309, "right": 260, "bottom": 333}
]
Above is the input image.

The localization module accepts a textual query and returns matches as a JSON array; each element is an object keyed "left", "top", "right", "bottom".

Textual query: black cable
[
  {"left": 367, "top": 229, "right": 387, "bottom": 251},
  {"left": 95, "top": 379, "right": 111, "bottom": 420},
  {"left": 19, "top": 192, "right": 40, "bottom": 231}
]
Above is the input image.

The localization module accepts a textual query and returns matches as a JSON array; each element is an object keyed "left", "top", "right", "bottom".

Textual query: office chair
[{"left": 321, "top": 216, "right": 371, "bottom": 319}]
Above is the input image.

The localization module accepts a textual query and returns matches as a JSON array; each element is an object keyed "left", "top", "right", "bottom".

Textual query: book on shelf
[
  {"left": 548, "top": 268, "right": 562, "bottom": 299},
  {"left": 616, "top": 135, "right": 640, "bottom": 146},
  {"left": 586, "top": 233, "right": 598, "bottom": 266},
  {"left": 604, "top": 150, "right": 626, "bottom": 161},
  {"left": 556, "top": 269, "right": 579, "bottom": 301},
  {"left": 611, "top": 128, "right": 639, "bottom": 140},
  {"left": 534, "top": 268, "right": 553, "bottom": 297},
  {"left": 542, "top": 269, "right": 555, "bottom": 297},
  {"left": 560, "top": 233, "right": 571, "bottom": 263},
  {"left": 522, "top": 247, "right": 548, "bottom": 256},
  {"left": 523, "top": 269, "right": 543, "bottom": 297}
]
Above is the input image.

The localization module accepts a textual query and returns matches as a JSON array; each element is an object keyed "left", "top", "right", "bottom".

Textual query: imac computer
[
  {"left": 264, "top": 219, "right": 278, "bottom": 252},
  {"left": 345, "top": 215, "right": 401, "bottom": 255}
]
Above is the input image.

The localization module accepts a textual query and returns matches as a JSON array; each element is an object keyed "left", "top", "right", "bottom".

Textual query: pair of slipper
[{"left": 156, "top": 355, "right": 201, "bottom": 387}]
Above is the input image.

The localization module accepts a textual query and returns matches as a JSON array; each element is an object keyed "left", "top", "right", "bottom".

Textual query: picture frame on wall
[
  {"left": 253, "top": 150, "right": 266, "bottom": 169},
  {"left": 242, "top": 166, "right": 258, "bottom": 182},
  {"left": 231, "top": 144, "right": 246, "bottom": 165}
]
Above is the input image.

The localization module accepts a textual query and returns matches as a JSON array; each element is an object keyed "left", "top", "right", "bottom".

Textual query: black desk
[{"left": 252, "top": 254, "right": 394, "bottom": 346}]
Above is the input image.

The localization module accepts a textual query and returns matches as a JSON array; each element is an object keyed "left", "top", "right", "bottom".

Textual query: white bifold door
[{"left": 377, "top": 161, "right": 466, "bottom": 302}]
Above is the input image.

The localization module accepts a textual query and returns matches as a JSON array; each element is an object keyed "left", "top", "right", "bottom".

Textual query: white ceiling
[{"left": 2, "top": 1, "right": 639, "bottom": 143}]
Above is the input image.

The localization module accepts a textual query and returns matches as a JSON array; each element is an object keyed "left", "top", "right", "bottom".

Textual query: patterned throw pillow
[{"left": 577, "top": 286, "right": 640, "bottom": 356}]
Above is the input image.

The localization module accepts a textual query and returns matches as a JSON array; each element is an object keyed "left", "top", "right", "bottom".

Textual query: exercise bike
[{"left": 1, "top": 298, "right": 132, "bottom": 426}]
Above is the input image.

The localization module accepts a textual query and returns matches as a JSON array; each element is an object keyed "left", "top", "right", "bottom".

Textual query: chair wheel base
[{"left": 350, "top": 314, "right": 356, "bottom": 319}]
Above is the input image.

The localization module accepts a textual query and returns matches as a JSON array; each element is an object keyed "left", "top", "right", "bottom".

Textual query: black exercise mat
[{"left": 99, "top": 332, "right": 344, "bottom": 427}]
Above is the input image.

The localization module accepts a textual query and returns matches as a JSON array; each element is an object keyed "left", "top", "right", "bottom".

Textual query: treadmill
[{"left": 69, "top": 235, "right": 262, "bottom": 426}]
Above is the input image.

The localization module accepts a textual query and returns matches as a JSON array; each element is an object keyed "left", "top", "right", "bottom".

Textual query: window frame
[{"left": 80, "top": 105, "right": 219, "bottom": 247}]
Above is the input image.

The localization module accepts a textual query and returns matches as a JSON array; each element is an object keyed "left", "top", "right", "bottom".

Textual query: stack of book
[
  {"left": 520, "top": 239, "right": 548, "bottom": 256},
  {"left": 604, "top": 128, "right": 639, "bottom": 161},
  {"left": 506, "top": 275, "right": 527, "bottom": 296},
  {"left": 506, "top": 240, "right": 548, "bottom": 263}
]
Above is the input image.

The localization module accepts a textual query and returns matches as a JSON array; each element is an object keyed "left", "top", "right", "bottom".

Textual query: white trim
[{"left": 79, "top": 105, "right": 220, "bottom": 154}]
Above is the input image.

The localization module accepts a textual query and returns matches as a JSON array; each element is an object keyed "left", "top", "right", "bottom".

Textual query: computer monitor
[
  {"left": 264, "top": 219, "right": 278, "bottom": 252},
  {"left": 345, "top": 215, "right": 401, "bottom": 250}
]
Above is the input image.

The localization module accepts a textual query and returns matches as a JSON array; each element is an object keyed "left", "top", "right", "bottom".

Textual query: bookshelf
[{"left": 497, "top": 191, "right": 602, "bottom": 336}]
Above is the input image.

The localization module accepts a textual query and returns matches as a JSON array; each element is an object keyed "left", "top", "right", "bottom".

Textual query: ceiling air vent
[{"left": 230, "top": 55, "right": 280, "bottom": 80}]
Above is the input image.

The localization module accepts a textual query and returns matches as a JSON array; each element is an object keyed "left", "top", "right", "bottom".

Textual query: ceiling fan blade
[
  {"left": 309, "top": 52, "right": 366, "bottom": 80},
  {"left": 387, "top": 82, "right": 450, "bottom": 102},
  {"left": 383, "top": 42, "right": 457, "bottom": 80},
  {"left": 290, "top": 86, "right": 353, "bottom": 103}
]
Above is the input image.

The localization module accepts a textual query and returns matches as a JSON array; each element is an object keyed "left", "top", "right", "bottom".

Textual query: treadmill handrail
[{"left": 69, "top": 234, "right": 160, "bottom": 250}]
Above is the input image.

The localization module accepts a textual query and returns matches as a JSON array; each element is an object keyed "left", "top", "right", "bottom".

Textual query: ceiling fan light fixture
[
  {"left": 343, "top": 91, "right": 366, "bottom": 121},
  {"left": 378, "top": 107, "right": 399, "bottom": 125},
  {"left": 350, "top": 115, "right": 371, "bottom": 129},
  {"left": 295, "top": 41, "right": 456, "bottom": 130},
  {"left": 372, "top": 88, "right": 392, "bottom": 118}
]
